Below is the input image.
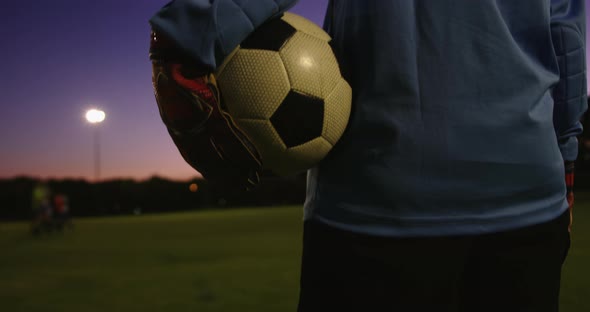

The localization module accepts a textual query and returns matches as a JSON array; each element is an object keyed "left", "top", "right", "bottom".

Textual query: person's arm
[
  {"left": 149, "top": 0, "right": 299, "bottom": 71},
  {"left": 148, "top": 0, "right": 298, "bottom": 189},
  {"left": 551, "top": 0, "right": 587, "bottom": 162},
  {"left": 550, "top": 0, "right": 587, "bottom": 230}
]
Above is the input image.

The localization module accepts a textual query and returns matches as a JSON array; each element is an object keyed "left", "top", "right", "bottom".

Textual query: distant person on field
[
  {"left": 31, "top": 182, "right": 52, "bottom": 235},
  {"left": 148, "top": 0, "right": 587, "bottom": 311},
  {"left": 53, "top": 193, "right": 73, "bottom": 231}
]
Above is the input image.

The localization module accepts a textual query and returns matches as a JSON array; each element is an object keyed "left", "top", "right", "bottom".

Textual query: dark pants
[{"left": 297, "top": 211, "right": 570, "bottom": 312}]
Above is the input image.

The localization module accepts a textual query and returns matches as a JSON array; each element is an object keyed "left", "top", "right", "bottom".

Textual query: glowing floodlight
[{"left": 85, "top": 109, "right": 106, "bottom": 124}]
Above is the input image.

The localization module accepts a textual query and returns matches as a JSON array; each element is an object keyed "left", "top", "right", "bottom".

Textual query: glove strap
[
  {"left": 565, "top": 161, "right": 574, "bottom": 193},
  {"left": 565, "top": 161, "right": 575, "bottom": 210}
]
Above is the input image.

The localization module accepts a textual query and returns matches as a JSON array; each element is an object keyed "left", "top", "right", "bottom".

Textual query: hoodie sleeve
[
  {"left": 550, "top": 0, "right": 587, "bottom": 162},
  {"left": 149, "top": 0, "right": 299, "bottom": 71}
]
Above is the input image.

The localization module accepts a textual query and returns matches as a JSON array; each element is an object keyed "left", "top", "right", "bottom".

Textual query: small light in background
[{"left": 189, "top": 183, "right": 199, "bottom": 192}]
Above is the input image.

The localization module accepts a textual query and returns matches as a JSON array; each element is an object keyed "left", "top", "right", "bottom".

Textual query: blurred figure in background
[
  {"left": 31, "top": 182, "right": 52, "bottom": 235},
  {"left": 53, "top": 193, "right": 73, "bottom": 232}
]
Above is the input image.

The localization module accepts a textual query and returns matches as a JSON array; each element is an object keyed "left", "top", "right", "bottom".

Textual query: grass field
[{"left": 1, "top": 203, "right": 589, "bottom": 311}]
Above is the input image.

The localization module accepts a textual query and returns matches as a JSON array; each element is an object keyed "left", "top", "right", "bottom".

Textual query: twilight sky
[{"left": 1, "top": 0, "right": 589, "bottom": 181}]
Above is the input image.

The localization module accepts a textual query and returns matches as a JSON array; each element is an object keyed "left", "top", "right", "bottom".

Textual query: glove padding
[{"left": 150, "top": 31, "right": 262, "bottom": 190}]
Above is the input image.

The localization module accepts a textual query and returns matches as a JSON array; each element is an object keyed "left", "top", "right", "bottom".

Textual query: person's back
[
  {"left": 304, "top": 0, "right": 587, "bottom": 237},
  {"left": 147, "top": 0, "right": 586, "bottom": 310}
]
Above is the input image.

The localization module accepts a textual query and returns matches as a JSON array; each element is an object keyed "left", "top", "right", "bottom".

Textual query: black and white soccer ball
[{"left": 215, "top": 12, "right": 352, "bottom": 176}]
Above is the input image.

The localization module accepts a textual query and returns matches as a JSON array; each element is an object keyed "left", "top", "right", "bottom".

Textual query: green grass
[
  {"left": 0, "top": 207, "right": 303, "bottom": 312},
  {"left": 0, "top": 203, "right": 589, "bottom": 311}
]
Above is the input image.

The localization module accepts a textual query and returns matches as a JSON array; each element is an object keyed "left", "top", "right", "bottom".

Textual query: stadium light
[
  {"left": 85, "top": 109, "right": 106, "bottom": 181},
  {"left": 85, "top": 109, "right": 106, "bottom": 124}
]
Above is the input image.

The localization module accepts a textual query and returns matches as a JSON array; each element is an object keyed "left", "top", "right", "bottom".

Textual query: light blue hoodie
[{"left": 150, "top": 0, "right": 587, "bottom": 236}]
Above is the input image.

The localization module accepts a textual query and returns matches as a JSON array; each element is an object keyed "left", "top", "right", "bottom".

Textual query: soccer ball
[{"left": 215, "top": 13, "right": 352, "bottom": 176}]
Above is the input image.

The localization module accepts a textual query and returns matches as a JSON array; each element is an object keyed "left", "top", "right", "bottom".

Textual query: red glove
[
  {"left": 150, "top": 30, "right": 262, "bottom": 190},
  {"left": 565, "top": 161, "right": 574, "bottom": 232}
]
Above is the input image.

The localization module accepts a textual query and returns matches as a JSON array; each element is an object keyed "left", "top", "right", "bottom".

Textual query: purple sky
[{"left": 1, "top": 0, "right": 589, "bottom": 181}]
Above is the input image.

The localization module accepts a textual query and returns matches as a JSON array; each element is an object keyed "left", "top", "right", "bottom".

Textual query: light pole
[{"left": 85, "top": 109, "right": 106, "bottom": 181}]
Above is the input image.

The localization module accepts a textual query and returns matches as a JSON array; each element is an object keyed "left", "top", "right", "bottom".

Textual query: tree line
[{"left": 0, "top": 174, "right": 307, "bottom": 221}]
